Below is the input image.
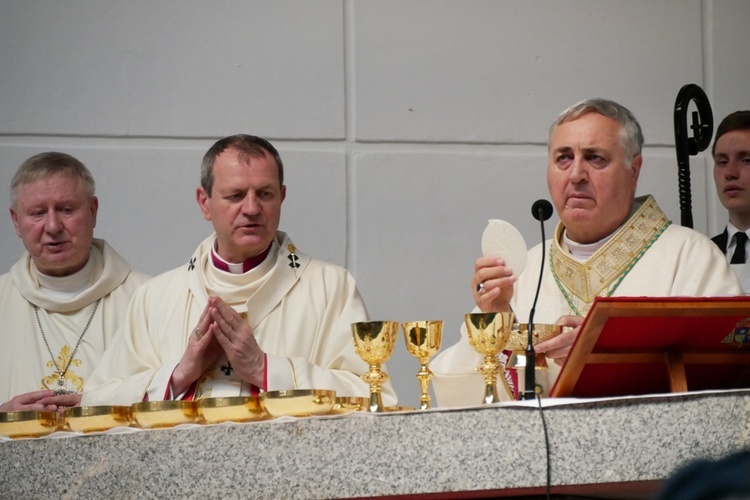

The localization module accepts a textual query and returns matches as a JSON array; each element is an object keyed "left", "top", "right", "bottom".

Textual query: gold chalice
[
  {"left": 507, "top": 323, "right": 565, "bottom": 370},
  {"left": 402, "top": 320, "right": 443, "bottom": 410},
  {"left": 351, "top": 320, "right": 399, "bottom": 412},
  {"left": 465, "top": 312, "right": 515, "bottom": 404}
]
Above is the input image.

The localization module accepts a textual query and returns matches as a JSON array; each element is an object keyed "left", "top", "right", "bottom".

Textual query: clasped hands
[
  {"left": 472, "top": 255, "right": 583, "bottom": 365},
  {"left": 171, "top": 296, "right": 265, "bottom": 395}
]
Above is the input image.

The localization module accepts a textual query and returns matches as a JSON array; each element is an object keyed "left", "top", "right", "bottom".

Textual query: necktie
[{"left": 731, "top": 232, "right": 748, "bottom": 264}]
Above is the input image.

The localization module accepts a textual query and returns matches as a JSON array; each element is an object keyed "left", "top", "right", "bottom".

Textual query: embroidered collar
[{"left": 550, "top": 195, "right": 671, "bottom": 314}]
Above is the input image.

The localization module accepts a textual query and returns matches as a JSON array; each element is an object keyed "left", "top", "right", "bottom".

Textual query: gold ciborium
[
  {"left": 402, "top": 320, "right": 443, "bottom": 410},
  {"left": 507, "top": 323, "right": 565, "bottom": 370},
  {"left": 465, "top": 312, "right": 515, "bottom": 404},
  {"left": 351, "top": 320, "right": 399, "bottom": 412}
]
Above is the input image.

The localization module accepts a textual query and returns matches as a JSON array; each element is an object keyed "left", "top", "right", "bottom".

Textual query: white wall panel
[
  {"left": 354, "top": 0, "right": 703, "bottom": 145},
  {"left": 0, "top": 1, "right": 345, "bottom": 139},
  {"left": 352, "top": 150, "right": 551, "bottom": 405},
  {"left": 708, "top": 0, "right": 750, "bottom": 120}
]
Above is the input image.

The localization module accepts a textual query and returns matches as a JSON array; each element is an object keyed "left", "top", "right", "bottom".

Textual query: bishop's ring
[
  {"left": 194, "top": 327, "right": 202, "bottom": 339},
  {"left": 476, "top": 282, "right": 485, "bottom": 293}
]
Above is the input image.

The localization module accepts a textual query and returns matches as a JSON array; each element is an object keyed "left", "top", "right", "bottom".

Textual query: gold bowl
[
  {"left": 0, "top": 411, "right": 60, "bottom": 438},
  {"left": 330, "top": 396, "right": 368, "bottom": 415},
  {"left": 385, "top": 406, "right": 415, "bottom": 412},
  {"left": 64, "top": 406, "right": 132, "bottom": 433},
  {"left": 131, "top": 400, "right": 199, "bottom": 429},
  {"left": 505, "top": 323, "right": 564, "bottom": 352},
  {"left": 197, "top": 396, "right": 266, "bottom": 424},
  {"left": 260, "top": 389, "right": 335, "bottom": 418}
]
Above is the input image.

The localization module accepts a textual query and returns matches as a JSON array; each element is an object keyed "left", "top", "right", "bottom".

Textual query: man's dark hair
[
  {"left": 201, "top": 135, "right": 284, "bottom": 196},
  {"left": 713, "top": 110, "right": 750, "bottom": 156}
]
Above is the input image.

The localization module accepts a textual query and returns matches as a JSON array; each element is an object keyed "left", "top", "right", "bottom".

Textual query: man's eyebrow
[
  {"left": 715, "top": 150, "right": 750, "bottom": 157},
  {"left": 581, "top": 147, "right": 607, "bottom": 155}
]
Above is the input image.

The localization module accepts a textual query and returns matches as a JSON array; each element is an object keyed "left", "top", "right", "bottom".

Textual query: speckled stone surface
[{"left": 2, "top": 391, "right": 749, "bottom": 499}]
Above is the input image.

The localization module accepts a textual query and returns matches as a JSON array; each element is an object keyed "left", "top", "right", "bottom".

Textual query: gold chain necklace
[{"left": 34, "top": 298, "right": 101, "bottom": 396}]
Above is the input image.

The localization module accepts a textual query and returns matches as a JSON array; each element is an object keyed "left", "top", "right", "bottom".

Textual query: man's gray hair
[
  {"left": 549, "top": 98, "right": 644, "bottom": 167},
  {"left": 11, "top": 152, "right": 96, "bottom": 208}
]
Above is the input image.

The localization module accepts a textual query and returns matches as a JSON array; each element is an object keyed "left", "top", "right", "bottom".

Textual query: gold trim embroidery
[{"left": 550, "top": 195, "right": 671, "bottom": 313}]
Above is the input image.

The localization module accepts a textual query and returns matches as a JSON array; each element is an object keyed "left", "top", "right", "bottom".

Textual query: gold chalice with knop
[
  {"left": 351, "top": 320, "right": 399, "bottom": 412},
  {"left": 402, "top": 320, "right": 443, "bottom": 410},
  {"left": 465, "top": 312, "right": 515, "bottom": 404}
]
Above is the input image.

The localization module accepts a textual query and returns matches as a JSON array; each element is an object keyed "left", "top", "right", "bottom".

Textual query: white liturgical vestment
[
  {"left": 0, "top": 239, "right": 149, "bottom": 405},
  {"left": 431, "top": 196, "right": 743, "bottom": 407},
  {"left": 83, "top": 232, "right": 397, "bottom": 407}
]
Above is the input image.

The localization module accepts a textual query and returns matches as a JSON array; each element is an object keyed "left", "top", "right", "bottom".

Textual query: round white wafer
[{"left": 481, "top": 219, "right": 528, "bottom": 276}]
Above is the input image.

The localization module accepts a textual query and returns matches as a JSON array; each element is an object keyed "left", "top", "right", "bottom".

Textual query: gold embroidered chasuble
[{"left": 550, "top": 195, "right": 671, "bottom": 316}]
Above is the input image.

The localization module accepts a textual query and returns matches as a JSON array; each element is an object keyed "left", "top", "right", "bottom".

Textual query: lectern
[{"left": 550, "top": 296, "right": 750, "bottom": 398}]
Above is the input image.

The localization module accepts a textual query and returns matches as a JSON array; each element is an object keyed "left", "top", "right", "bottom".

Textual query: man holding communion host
[
  {"left": 83, "top": 135, "right": 397, "bottom": 406},
  {"left": 431, "top": 98, "right": 742, "bottom": 407},
  {"left": 0, "top": 152, "right": 149, "bottom": 413},
  {"left": 711, "top": 110, "right": 750, "bottom": 292}
]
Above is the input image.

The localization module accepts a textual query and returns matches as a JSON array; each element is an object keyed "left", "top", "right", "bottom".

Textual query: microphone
[
  {"left": 532, "top": 199, "right": 553, "bottom": 222},
  {"left": 523, "top": 199, "right": 553, "bottom": 400}
]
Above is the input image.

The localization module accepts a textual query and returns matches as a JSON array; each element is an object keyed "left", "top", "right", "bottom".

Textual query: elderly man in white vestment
[
  {"left": 431, "top": 99, "right": 743, "bottom": 407},
  {"left": 83, "top": 135, "right": 397, "bottom": 406},
  {"left": 0, "top": 152, "right": 149, "bottom": 413}
]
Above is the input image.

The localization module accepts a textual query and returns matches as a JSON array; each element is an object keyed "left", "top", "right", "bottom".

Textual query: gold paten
[
  {"left": 64, "top": 406, "right": 132, "bottom": 433},
  {"left": 0, "top": 410, "right": 60, "bottom": 438},
  {"left": 465, "top": 312, "right": 515, "bottom": 404},
  {"left": 131, "top": 400, "right": 199, "bottom": 429},
  {"left": 402, "top": 320, "right": 443, "bottom": 410},
  {"left": 351, "top": 321, "right": 399, "bottom": 412},
  {"left": 197, "top": 396, "right": 266, "bottom": 424},
  {"left": 260, "top": 389, "right": 335, "bottom": 417},
  {"left": 330, "top": 396, "right": 368, "bottom": 415}
]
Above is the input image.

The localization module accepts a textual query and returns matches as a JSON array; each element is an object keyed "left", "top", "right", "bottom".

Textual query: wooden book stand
[{"left": 550, "top": 296, "right": 750, "bottom": 398}]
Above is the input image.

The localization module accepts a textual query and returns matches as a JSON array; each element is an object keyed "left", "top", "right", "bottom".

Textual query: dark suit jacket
[{"left": 712, "top": 227, "right": 729, "bottom": 253}]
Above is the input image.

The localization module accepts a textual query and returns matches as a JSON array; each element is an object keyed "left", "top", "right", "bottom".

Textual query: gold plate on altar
[
  {"left": 505, "top": 323, "right": 564, "bottom": 352},
  {"left": 0, "top": 410, "right": 60, "bottom": 438},
  {"left": 385, "top": 406, "right": 415, "bottom": 412},
  {"left": 330, "top": 396, "right": 367, "bottom": 415},
  {"left": 64, "top": 406, "right": 132, "bottom": 433},
  {"left": 197, "top": 396, "right": 267, "bottom": 424},
  {"left": 131, "top": 400, "right": 199, "bottom": 429},
  {"left": 260, "top": 389, "right": 335, "bottom": 417}
]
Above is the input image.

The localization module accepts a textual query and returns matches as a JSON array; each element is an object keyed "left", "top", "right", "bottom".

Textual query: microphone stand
[{"left": 523, "top": 205, "right": 549, "bottom": 400}]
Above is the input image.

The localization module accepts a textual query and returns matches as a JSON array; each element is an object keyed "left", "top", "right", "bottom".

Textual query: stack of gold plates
[
  {"left": 64, "top": 406, "right": 132, "bottom": 433},
  {"left": 506, "top": 323, "right": 564, "bottom": 352},
  {"left": 0, "top": 411, "right": 60, "bottom": 438},
  {"left": 260, "top": 389, "right": 335, "bottom": 417},
  {"left": 197, "top": 396, "right": 267, "bottom": 424},
  {"left": 330, "top": 396, "right": 367, "bottom": 415},
  {"left": 131, "top": 400, "right": 199, "bottom": 429}
]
